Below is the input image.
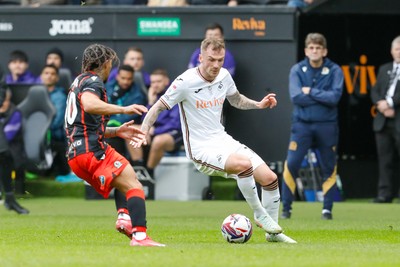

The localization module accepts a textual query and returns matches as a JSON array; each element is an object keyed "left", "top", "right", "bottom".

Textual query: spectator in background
[
  {"left": 21, "top": 0, "right": 67, "bottom": 6},
  {"left": 287, "top": 0, "right": 314, "bottom": 8},
  {"left": 103, "top": 0, "right": 147, "bottom": 4},
  {"left": 38, "top": 64, "right": 76, "bottom": 182},
  {"left": 68, "top": 0, "right": 101, "bottom": 4},
  {"left": 44, "top": 47, "right": 73, "bottom": 91},
  {"left": 106, "top": 65, "right": 147, "bottom": 166},
  {"left": 0, "top": 67, "right": 7, "bottom": 108},
  {"left": 281, "top": 33, "right": 343, "bottom": 220},
  {"left": 147, "top": 0, "right": 187, "bottom": 5},
  {"left": 108, "top": 47, "right": 150, "bottom": 97},
  {"left": 0, "top": 89, "right": 29, "bottom": 214},
  {"left": 370, "top": 36, "right": 400, "bottom": 203},
  {"left": 6, "top": 50, "right": 37, "bottom": 84},
  {"left": 188, "top": 23, "right": 236, "bottom": 77},
  {"left": 187, "top": 0, "right": 236, "bottom": 5},
  {"left": 5, "top": 50, "right": 36, "bottom": 191},
  {"left": 0, "top": 66, "right": 8, "bottom": 201},
  {"left": 141, "top": 69, "right": 182, "bottom": 178}
]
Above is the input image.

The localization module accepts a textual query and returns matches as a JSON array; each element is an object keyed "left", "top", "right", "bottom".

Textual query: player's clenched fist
[{"left": 258, "top": 93, "right": 277, "bottom": 109}]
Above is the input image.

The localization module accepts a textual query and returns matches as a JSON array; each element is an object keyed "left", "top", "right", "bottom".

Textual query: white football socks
[
  {"left": 262, "top": 188, "right": 280, "bottom": 223},
  {"left": 237, "top": 176, "right": 265, "bottom": 218},
  {"left": 133, "top": 232, "right": 147, "bottom": 241}
]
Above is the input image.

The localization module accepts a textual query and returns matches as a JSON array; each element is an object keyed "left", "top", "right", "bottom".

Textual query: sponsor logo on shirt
[
  {"left": 99, "top": 175, "right": 105, "bottom": 186},
  {"left": 68, "top": 139, "right": 82, "bottom": 153},
  {"left": 196, "top": 97, "right": 224, "bottom": 109}
]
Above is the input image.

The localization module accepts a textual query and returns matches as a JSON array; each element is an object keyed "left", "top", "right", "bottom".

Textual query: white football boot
[
  {"left": 254, "top": 213, "right": 283, "bottom": 234},
  {"left": 266, "top": 233, "right": 297, "bottom": 243}
]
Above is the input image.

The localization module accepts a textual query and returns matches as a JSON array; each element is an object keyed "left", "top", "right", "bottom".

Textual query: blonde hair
[{"left": 200, "top": 38, "right": 225, "bottom": 54}]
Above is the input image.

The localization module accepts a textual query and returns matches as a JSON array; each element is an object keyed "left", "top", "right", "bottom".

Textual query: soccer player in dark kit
[{"left": 65, "top": 43, "right": 165, "bottom": 247}]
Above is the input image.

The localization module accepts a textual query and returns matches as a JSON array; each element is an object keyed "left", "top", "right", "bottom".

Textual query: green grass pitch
[{"left": 0, "top": 198, "right": 399, "bottom": 267}]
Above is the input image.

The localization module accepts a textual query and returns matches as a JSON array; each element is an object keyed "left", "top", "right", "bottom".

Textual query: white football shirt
[{"left": 160, "top": 67, "right": 237, "bottom": 158}]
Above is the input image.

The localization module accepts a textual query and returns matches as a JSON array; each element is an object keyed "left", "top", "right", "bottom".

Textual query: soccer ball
[{"left": 221, "top": 214, "right": 252, "bottom": 243}]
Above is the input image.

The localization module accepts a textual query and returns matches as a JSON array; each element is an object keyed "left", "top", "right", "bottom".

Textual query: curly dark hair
[{"left": 81, "top": 43, "right": 119, "bottom": 73}]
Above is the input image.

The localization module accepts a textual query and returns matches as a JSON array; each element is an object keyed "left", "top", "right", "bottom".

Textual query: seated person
[
  {"left": 105, "top": 65, "right": 147, "bottom": 164},
  {"left": 187, "top": 0, "right": 234, "bottom": 5},
  {"left": 188, "top": 23, "right": 236, "bottom": 76},
  {"left": 41, "top": 47, "right": 73, "bottom": 91},
  {"left": 103, "top": 0, "right": 147, "bottom": 4},
  {"left": 0, "top": 89, "right": 29, "bottom": 214},
  {"left": 39, "top": 64, "right": 76, "bottom": 181},
  {"left": 21, "top": 0, "right": 67, "bottom": 7},
  {"left": 287, "top": 0, "right": 314, "bottom": 8},
  {"left": 6, "top": 50, "right": 37, "bottom": 84},
  {"left": 108, "top": 47, "right": 150, "bottom": 96},
  {"left": 147, "top": 0, "right": 187, "bottom": 6},
  {"left": 141, "top": 69, "right": 183, "bottom": 178}
]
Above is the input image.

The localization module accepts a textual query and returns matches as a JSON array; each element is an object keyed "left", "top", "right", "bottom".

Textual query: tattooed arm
[
  {"left": 130, "top": 100, "right": 167, "bottom": 148},
  {"left": 226, "top": 91, "right": 277, "bottom": 110}
]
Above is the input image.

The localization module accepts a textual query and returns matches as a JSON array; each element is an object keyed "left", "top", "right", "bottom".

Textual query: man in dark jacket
[
  {"left": 105, "top": 64, "right": 147, "bottom": 165},
  {"left": 281, "top": 33, "right": 344, "bottom": 220},
  {"left": 370, "top": 35, "right": 400, "bottom": 203}
]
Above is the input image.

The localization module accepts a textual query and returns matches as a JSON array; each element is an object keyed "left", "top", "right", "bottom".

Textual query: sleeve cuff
[{"left": 386, "top": 96, "right": 394, "bottom": 107}]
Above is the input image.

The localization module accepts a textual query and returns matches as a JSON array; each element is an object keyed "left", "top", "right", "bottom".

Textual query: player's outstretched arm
[
  {"left": 227, "top": 91, "right": 277, "bottom": 110},
  {"left": 130, "top": 100, "right": 167, "bottom": 148},
  {"left": 104, "top": 120, "right": 145, "bottom": 140},
  {"left": 81, "top": 92, "right": 148, "bottom": 115}
]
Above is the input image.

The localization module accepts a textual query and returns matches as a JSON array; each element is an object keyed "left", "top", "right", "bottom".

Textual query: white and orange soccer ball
[{"left": 221, "top": 214, "right": 253, "bottom": 243}]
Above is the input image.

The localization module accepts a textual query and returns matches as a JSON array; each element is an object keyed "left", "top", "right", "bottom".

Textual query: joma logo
[
  {"left": 49, "top": 18, "right": 94, "bottom": 36},
  {"left": 0, "top": 22, "right": 13, "bottom": 32}
]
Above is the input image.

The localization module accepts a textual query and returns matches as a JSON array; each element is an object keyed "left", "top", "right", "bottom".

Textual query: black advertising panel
[
  {"left": 0, "top": 7, "right": 294, "bottom": 41},
  {"left": 0, "top": 13, "right": 113, "bottom": 40},
  {"left": 115, "top": 12, "right": 294, "bottom": 41}
]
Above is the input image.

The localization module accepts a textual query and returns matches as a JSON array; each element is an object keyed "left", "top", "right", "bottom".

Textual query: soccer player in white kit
[{"left": 133, "top": 38, "right": 296, "bottom": 243}]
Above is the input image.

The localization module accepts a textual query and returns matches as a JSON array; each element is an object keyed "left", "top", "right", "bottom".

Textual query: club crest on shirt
[
  {"left": 302, "top": 66, "right": 307, "bottom": 72},
  {"left": 321, "top": 67, "right": 330, "bottom": 75},
  {"left": 114, "top": 161, "right": 122, "bottom": 168},
  {"left": 289, "top": 141, "right": 297, "bottom": 151},
  {"left": 218, "top": 82, "right": 223, "bottom": 90}
]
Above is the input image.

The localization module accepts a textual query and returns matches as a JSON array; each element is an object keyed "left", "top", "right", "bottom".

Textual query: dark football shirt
[{"left": 65, "top": 72, "right": 109, "bottom": 160}]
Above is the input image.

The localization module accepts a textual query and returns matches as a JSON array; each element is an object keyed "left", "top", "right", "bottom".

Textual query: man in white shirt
[{"left": 133, "top": 38, "right": 296, "bottom": 243}]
